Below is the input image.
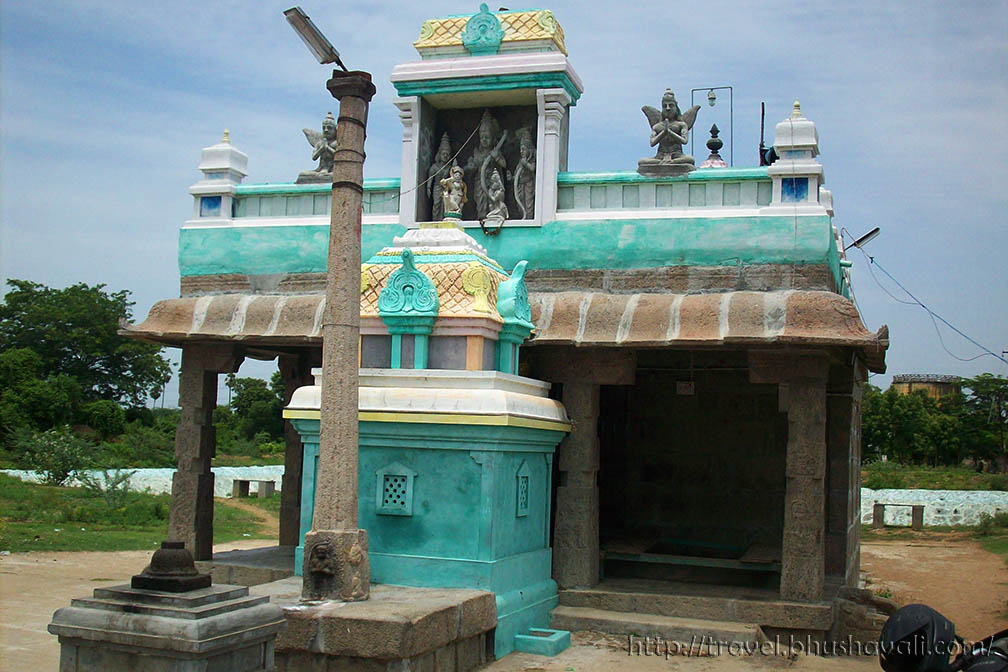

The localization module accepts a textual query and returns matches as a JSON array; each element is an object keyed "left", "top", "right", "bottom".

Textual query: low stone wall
[
  {"left": 2, "top": 466, "right": 285, "bottom": 498},
  {"left": 861, "top": 488, "right": 1008, "bottom": 526}
]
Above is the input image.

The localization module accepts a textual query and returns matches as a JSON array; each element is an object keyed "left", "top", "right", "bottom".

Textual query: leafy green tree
[
  {"left": 0, "top": 279, "right": 171, "bottom": 408},
  {"left": 225, "top": 372, "right": 285, "bottom": 442},
  {"left": 961, "top": 374, "right": 1008, "bottom": 468},
  {"left": 0, "top": 347, "right": 82, "bottom": 434}
]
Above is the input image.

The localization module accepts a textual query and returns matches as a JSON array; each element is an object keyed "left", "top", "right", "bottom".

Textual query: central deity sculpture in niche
[
  {"left": 425, "top": 109, "right": 537, "bottom": 223},
  {"left": 465, "top": 110, "right": 507, "bottom": 220}
]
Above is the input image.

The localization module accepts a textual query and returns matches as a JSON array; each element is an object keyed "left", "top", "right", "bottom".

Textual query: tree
[
  {"left": 0, "top": 279, "right": 171, "bottom": 408},
  {"left": 225, "top": 372, "right": 285, "bottom": 441},
  {"left": 961, "top": 374, "right": 1008, "bottom": 469}
]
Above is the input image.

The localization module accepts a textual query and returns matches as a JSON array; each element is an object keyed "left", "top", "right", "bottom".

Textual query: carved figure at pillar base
[
  {"left": 296, "top": 111, "right": 339, "bottom": 184},
  {"left": 301, "top": 529, "right": 370, "bottom": 602},
  {"left": 637, "top": 89, "right": 700, "bottom": 177}
]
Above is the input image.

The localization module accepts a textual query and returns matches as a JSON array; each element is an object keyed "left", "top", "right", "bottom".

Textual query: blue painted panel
[
  {"left": 782, "top": 177, "right": 809, "bottom": 203},
  {"left": 199, "top": 196, "right": 221, "bottom": 217}
]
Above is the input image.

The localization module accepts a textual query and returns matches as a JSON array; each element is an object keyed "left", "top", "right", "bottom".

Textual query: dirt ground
[
  {"left": 860, "top": 534, "right": 1008, "bottom": 640},
  {"left": 2, "top": 534, "right": 1005, "bottom": 672}
]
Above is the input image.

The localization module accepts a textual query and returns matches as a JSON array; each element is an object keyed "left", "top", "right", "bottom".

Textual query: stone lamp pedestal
[{"left": 49, "top": 541, "right": 285, "bottom": 671}]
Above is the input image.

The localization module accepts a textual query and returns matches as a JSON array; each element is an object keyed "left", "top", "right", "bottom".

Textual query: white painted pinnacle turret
[
  {"left": 764, "top": 101, "right": 827, "bottom": 214},
  {"left": 196, "top": 129, "right": 248, "bottom": 185},
  {"left": 773, "top": 101, "right": 819, "bottom": 159},
  {"left": 188, "top": 130, "right": 248, "bottom": 223}
]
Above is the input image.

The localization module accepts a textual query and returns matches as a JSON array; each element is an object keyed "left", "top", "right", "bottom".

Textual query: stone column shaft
[
  {"left": 302, "top": 70, "right": 376, "bottom": 602},
  {"left": 279, "top": 352, "right": 315, "bottom": 546},
  {"left": 553, "top": 382, "right": 600, "bottom": 589},
  {"left": 168, "top": 344, "right": 241, "bottom": 560}
]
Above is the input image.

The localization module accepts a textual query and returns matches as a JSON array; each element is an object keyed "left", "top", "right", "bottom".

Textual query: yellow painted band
[{"left": 283, "top": 408, "right": 570, "bottom": 432}]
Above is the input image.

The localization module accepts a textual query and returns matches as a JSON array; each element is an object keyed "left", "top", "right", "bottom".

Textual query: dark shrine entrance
[{"left": 597, "top": 350, "right": 786, "bottom": 589}]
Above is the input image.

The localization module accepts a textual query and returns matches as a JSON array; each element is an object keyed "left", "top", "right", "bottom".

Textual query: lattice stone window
[
  {"left": 516, "top": 460, "right": 531, "bottom": 517},
  {"left": 375, "top": 462, "right": 417, "bottom": 516}
]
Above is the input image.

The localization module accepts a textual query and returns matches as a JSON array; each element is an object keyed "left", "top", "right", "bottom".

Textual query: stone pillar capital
[{"left": 326, "top": 70, "right": 376, "bottom": 102}]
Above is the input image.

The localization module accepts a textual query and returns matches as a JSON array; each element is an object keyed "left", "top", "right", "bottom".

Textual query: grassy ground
[
  {"left": 211, "top": 453, "right": 285, "bottom": 467},
  {"left": 0, "top": 474, "right": 273, "bottom": 552},
  {"left": 862, "top": 511, "right": 1008, "bottom": 568},
  {"left": 861, "top": 462, "right": 1008, "bottom": 490}
]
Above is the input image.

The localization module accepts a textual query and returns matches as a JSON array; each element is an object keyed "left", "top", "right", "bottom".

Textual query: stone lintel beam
[{"left": 526, "top": 347, "right": 636, "bottom": 386}]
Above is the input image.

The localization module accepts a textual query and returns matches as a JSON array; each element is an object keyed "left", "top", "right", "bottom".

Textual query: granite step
[
  {"left": 558, "top": 586, "right": 833, "bottom": 631},
  {"left": 551, "top": 605, "right": 763, "bottom": 648}
]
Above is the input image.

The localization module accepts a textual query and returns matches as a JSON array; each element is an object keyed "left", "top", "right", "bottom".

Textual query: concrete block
[{"left": 514, "top": 628, "right": 571, "bottom": 656}]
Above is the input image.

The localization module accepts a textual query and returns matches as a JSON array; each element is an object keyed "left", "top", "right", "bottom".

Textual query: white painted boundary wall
[
  {"left": 2, "top": 466, "right": 285, "bottom": 499},
  {"left": 861, "top": 488, "right": 1008, "bottom": 526},
  {"left": 4, "top": 469, "right": 1007, "bottom": 526}
]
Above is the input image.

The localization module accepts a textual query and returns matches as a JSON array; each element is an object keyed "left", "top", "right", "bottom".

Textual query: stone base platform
[
  {"left": 251, "top": 578, "right": 497, "bottom": 672},
  {"left": 195, "top": 545, "right": 295, "bottom": 587},
  {"left": 557, "top": 578, "right": 833, "bottom": 639}
]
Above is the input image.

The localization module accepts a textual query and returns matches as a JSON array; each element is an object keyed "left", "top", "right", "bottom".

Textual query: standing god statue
[
  {"left": 513, "top": 127, "right": 535, "bottom": 220},
  {"left": 464, "top": 110, "right": 507, "bottom": 219},
  {"left": 427, "top": 133, "right": 452, "bottom": 221},
  {"left": 637, "top": 89, "right": 700, "bottom": 177}
]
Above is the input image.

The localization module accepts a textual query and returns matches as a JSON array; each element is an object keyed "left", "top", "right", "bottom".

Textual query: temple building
[{"left": 124, "top": 4, "right": 890, "bottom": 659}]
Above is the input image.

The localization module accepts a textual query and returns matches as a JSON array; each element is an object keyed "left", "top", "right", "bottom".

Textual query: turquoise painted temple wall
[
  {"left": 290, "top": 416, "right": 566, "bottom": 658},
  {"left": 179, "top": 214, "right": 836, "bottom": 277}
]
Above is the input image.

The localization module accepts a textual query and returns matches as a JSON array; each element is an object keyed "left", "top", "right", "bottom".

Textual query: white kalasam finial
[
  {"left": 791, "top": 100, "right": 802, "bottom": 118},
  {"left": 222, "top": 129, "right": 231, "bottom": 144}
]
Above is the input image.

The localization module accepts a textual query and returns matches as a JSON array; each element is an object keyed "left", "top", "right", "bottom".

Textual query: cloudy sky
[{"left": 2, "top": 1, "right": 1006, "bottom": 405}]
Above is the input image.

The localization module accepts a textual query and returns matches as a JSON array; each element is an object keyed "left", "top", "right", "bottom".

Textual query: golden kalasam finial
[
  {"left": 222, "top": 129, "right": 231, "bottom": 144},
  {"left": 791, "top": 101, "right": 802, "bottom": 118}
]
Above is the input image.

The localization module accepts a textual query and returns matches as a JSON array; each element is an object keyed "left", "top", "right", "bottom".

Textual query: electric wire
[
  {"left": 854, "top": 247, "right": 1008, "bottom": 366},
  {"left": 367, "top": 120, "right": 483, "bottom": 207}
]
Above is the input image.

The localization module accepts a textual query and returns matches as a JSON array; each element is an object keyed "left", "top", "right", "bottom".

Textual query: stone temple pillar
[
  {"left": 526, "top": 347, "right": 635, "bottom": 590},
  {"left": 553, "top": 382, "right": 601, "bottom": 588},
  {"left": 278, "top": 352, "right": 317, "bottom": 547},
  {"left": 169, "top": 344, "right": 242, "bottom": 560},
  {"left": 750, "top": 351, "right": 829, "bottom": 602},
  {"left": 301, "top": 70, "right": 376, "bottom": 602}
]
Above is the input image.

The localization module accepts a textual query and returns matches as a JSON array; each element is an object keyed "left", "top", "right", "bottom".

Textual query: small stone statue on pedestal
[
  {"left": 637, "top": 89, "right": 700, "bottom": 177},
  {"left": 440, "top": 164, "right": 468, "bottom": 219},
  {"left": 485, "top": 169, "right": 508, "bottom": 224},
  {"left": 297, "top": 111, "right": 339, "bottom": 184}
]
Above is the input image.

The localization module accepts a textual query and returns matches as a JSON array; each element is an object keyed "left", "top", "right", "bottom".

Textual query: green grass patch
[
  {"left": 0, "top": 473, "right": 271, "bottom": 552},
  {"left": 232, "top": 492, "right": 282, "bottom": 517},
  {"left": 212, "top": 453, "right": 285, "bottom": 467},
  {"left": 862, "top": 462, "right": 1008, "bottom": 491}
]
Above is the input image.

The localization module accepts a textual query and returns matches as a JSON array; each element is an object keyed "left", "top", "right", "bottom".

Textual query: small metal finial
[
  {"left": 706, "top": 124, "right": 723, "bottom": 152},
  {"left": 791, "top": 100, "right": 802, "bottom": 118},
  {"left": 222, "top": 129, "right": 231, "bottom": 144}
]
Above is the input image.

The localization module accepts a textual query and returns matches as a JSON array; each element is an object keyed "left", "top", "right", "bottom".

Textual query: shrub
[
  {"left": 83, "top": 400, "right": 126, "bottom": 439},
  {"left": 77, "top": 469, "right": 136, "bottom": 508},
  {"left": 975, "top": 511, "right": 1008, "bottom": 537},
  {"left": 14, "top": 426, "right": 92, "bottom": 485}
]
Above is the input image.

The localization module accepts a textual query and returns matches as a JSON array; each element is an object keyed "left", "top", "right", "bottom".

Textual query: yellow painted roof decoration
[
  {"left": 360, "top": 260, "right": 508, "bottom": 322},
  {"left": 414, "top": 8, "right": 567, "bottom": 56}
]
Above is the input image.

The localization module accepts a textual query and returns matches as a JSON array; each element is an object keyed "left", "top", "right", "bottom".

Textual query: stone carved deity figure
[
  {"left": 464, "top": 110, "right": 507, "bottom": 218},
  {"left": 513, "top": 127, "right": 535, "bottom": 219},
  {"left": 440, "top": 164, "right": 468, "bottom": 218},
  {"left": 427, "top": 133, "right": 452, "bottom": 221},
  {"left": 485, "top": 169, "right": 508, "bottom": 224},
  {"left": 637, "top": 89, "right": 701, "bottom": 177},
  {"left": 297, "top": 112, "right": 339, "bottom": 183}
]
